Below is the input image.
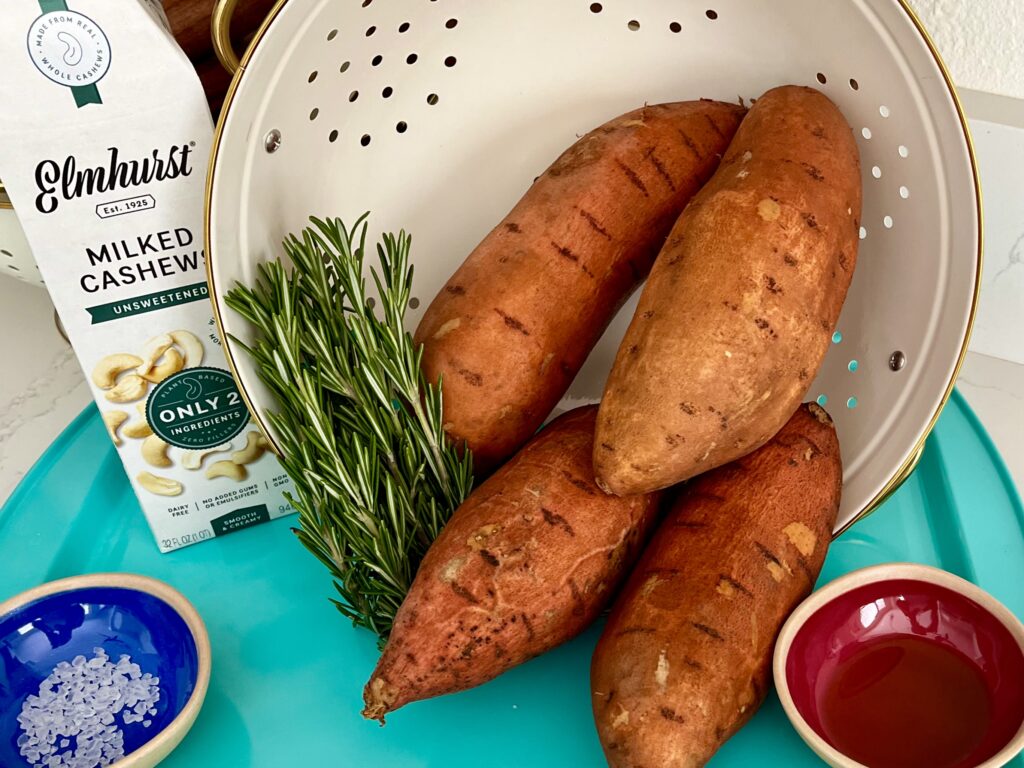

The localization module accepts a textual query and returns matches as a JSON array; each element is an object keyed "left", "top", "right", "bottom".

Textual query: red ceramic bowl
[{"left": 774, "top": 564, "right": 1024, "bottom": 768}]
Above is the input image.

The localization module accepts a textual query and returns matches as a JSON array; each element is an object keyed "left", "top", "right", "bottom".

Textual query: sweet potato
[
  {"left": 591, "top": 403, "right": 842, "bottom": 767},
  {"left": 363, "top": 405, "right": 661, "bottom": 721},
  {"left": 415, "top": 100, "right": 746, "bottom": 472},
  {"left": 594, "top": 86, "right": 860, "bottom": 495}
]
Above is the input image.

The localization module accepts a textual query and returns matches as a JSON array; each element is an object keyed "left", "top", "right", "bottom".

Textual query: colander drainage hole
[
  {"left": 308, "top": 71, "right": 318, "bottom": 84},
  {"left": 349, "top": 90, "right": 359, "bottom": 102},
  {"left": 706, "top": 9, "right": 718, "bottom": 20},
  {"left": 871, "top": 165, "right": 882, "bottom": 179},
  {"left": 361, "top": 134, "right": 372, "bottom": 147},
  {"left": 859, "top": 226, "right": 867, "bottom": 240},
  {"left": 879, "top": 105, "right": 890, "bottom": 118},
  {"left": 407, "top": 53, "right": 418, "bottom": 64},
  {"left": 372, "top": 54, "right": 383, "bottom": 66},
  {"left": 898, "top": 144, "right": 909, "bottom": 158},
  {"left": 899, "top": 186, "right": 910, "bottom": 199},
  {"left": 309, "top": 108, "right": 319, "bottom": 121},
  {"left": 848, "top": 360, "right": 859, "bottom": 372},
  {"left": 327, "top": 29, "right": 338, "bottom": 41},
  {"left": 329, "top": 130, "right": 339, "bottom": 143},
  {"left": 628, "top": 20, "right": 640, "bottom": 31},
  {"left": 847, "top": 397, "right": 858, "bottom": 409},
  {"left": 427, "top": 93, "right": 439, "bottom": 105},
  {"left": 382, "top": 86, "right": 393, "bottom": 98},
  {"left": 396, "top": 121, "right": 408, "bottom": 134},
  {"left": 861, "top": 127, "right": 872, "bottom": 140},
  {"left": 670, "top": 21, "right": 681, "bottom": 32},
  {"left": 816, "top": 72, "right": 827, "bottom": 85},
  {"left": 883, "top": 215, "right": 893, "bottom": 229},
  {"left": 399, "top": 21, "right": 410, "bottom": 33},
  {"left": 409, "top": 297, "right": 421, "bottom": 309},
  {"left": 832, "top": 331, "right": 843, "bottom": 344},
  {"left": 445, "top": 55, "right": 457, "bottom": 67},
  {"left": 590, "top": 2, "right": 603, "bottom": 13},
  {"left": 849, "top": 78, "right": 859, "bottom": 90},
  {"left": 366, "top": 25, "right": 376, "bottom": 37},
  {"left": 361, "top": 0, "right": 372, "bottom": 7},
  {"left": 340, "top": 61, "right": 350, "bottom": 73},
  {"left": 446, "top": 18, "right": 458, "bottom": 29},
  {"left": 816, "top": 394, "right": 828, "bottom": 407}
]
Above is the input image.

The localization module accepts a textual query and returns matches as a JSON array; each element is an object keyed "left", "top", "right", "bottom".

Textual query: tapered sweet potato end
[
  {"left": 362, "top": 675, "right": 403, "bottom": 723},
  {"left": 592, "top": 434, "right": 688, "bottom": 498},
  {"left": 592, "top": 457, "right": 631, "bottom": 497},
  {"left": 592, "top": 417, "right": 650, "bottom": 497}
]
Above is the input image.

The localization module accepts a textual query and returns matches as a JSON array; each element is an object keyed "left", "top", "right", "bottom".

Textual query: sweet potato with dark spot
[
  {"left": 415, "top": 101, "right": 745, "bottom": 473},
  {"left": 591, "top": 404, "right": 841, "bottom": 768},
  {"left": 362, "top": 406, "right": 660, "bottom": 721},
  {"left": 595, "top": 86, "right": 860, "bottom": 495}
]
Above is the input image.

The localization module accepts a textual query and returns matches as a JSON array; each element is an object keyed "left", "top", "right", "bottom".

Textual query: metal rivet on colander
[
  {"left": 264, "top": 129, "right": 282, "bottom": 153},
  {"left": 889, "top": 351, "right": 906, "bottom": 371}
]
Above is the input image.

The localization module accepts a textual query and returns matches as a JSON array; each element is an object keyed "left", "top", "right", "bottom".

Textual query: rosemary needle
[{"left": 225, "top": 214, "right": 473, "bottom": 642}]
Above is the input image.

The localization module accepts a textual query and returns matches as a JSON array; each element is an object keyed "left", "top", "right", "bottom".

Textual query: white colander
[
  {"left": 0, "top": 182, "right": 44, "bottom": 287},
  {"left": 205, "top": 0, "right": 981, "bottom": 535}
]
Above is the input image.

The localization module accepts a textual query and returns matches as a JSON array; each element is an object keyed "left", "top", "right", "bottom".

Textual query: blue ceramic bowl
[{"left": 0, "top": 574, "right": 210, "bottom": 768}]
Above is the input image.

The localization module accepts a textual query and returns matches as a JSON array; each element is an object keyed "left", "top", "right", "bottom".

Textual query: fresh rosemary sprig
[{"left": 225, "top": 214, "right": 473, "bottom": 642}]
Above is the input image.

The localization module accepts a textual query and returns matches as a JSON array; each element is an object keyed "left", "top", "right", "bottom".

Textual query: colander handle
[{"left": 211, "top": 0, "right": 242, "bottom": 75}]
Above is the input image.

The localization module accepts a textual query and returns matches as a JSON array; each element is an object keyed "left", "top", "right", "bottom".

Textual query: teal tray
[{"left": 2, "top": 389, "right": 1022, "bottom": 767}]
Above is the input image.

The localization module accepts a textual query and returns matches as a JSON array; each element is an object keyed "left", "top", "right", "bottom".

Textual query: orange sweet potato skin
[
  {"left": 595, "top": 86, "right": 861, "bottom": 496},
  {"left": 415, "top": 100, "right": 745, "bottom": 473},
  {"left": 363, "top": 406, "right": 660, "bottom": 721},
  {"left": 591, "top": 404, "right": 841, "bottom": 768}
]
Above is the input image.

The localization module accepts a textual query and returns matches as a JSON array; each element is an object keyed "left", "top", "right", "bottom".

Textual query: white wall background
[{"left": 913, "top": 0, "right": 1024, "bottom": 99}]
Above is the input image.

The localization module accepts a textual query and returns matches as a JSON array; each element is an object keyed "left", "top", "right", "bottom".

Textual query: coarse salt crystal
[{"left": 17, "top": 649, "right": 161, "bottom": 768}]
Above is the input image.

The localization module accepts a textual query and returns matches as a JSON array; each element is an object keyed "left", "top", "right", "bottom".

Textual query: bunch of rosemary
[{"left": 225, "top": 215, "right": 473, "bottom": 642}]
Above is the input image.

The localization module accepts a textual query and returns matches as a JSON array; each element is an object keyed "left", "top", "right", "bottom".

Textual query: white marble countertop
[{"left": 1, "top": 90, "right": 1022, "bottom": 509}]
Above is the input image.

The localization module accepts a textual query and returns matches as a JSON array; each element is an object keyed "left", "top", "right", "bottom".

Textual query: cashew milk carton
[{"left": 0, "top": 0, "right": 295, "bottom": 551}]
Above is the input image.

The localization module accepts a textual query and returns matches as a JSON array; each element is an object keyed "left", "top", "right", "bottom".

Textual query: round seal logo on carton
[
  {"left": 27, "top": 8, "right": 110, "bottom": 106},
  {"left": 146, "top": 367, "right": 251, "bottom": 450}
]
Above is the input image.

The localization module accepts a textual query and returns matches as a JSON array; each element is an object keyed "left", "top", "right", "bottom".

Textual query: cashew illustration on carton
[
  {"left": 170, "top": 330, "right": 204, "bottom": 368},
  {"left": 141, "top": 434, "right": 172, "bottom": 468},
  {"left": 206, "top": 460, "right": 247, "bottom": 481},
  {"left": 56, "top": 31, "right": 83, "bottom": 66},
  {"left": 137, "top": 334, "right": 174, "bottom": 377},
  {"left": 102, "top": 410, "right": 129, "bottom": 447},
  {"left": 105, "top": 373, "right": 149, "bottom": 404},
  {"left": 181, "top": 443, "right": 232, "bottom": 470},
  {"left": 134, "top": 330, "right": 202, "bottom": 385},
  {"left": 141, "top": 347, "right": 184, "bottom": 384},
  {"left": 136, "top": 471, "right": 183, "bottom": 497},
  {"left": 123, "top": 418, "right": 154, "bottom": 439},
  {"left": 231, "top": 432, "right": 270, "bottom": 466},
  {"left": 92, "top": 354, "right": 144, "bottom": 390}
]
